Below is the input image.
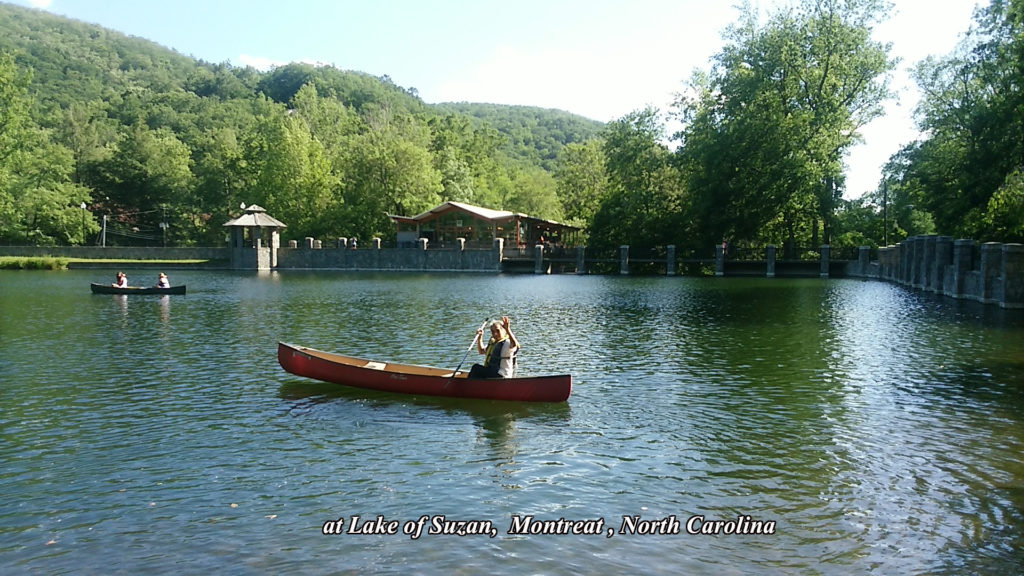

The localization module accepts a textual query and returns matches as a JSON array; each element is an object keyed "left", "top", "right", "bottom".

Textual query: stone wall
[
  {"left": 848, "top": 235, "right": 1024, "bottom": 309},
  {"left": 275, "top": 237, "right": 505, "bottom": 272},
  {"left": 1, "top": 245, "right": 230, "bottom": 262}
]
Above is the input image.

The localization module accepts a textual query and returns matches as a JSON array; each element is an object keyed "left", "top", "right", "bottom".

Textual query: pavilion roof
[{"left": 390, "top": 201, "right": 577, "bottom": 229}]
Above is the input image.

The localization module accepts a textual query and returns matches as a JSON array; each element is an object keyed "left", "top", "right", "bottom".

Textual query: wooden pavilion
[{"left": 389, "top": 201, "right": 580, "bottom": 252}]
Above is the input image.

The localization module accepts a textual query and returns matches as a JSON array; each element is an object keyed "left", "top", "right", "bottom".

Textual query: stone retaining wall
[
  {"left": 1, "top": 245, "right": 230, "bottom": 261},
  {"left": 274, "top": 237, "right": 504, "bottom": 272},
  {"left": 847, "top": 236, "right": 1024, "bottom": 309}
]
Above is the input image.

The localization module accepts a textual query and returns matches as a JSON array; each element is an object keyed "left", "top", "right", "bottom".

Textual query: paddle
[{"left": 444, "top": 319, "right": 489, "bottom": 389}]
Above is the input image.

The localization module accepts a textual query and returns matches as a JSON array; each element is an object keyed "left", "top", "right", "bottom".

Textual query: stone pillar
[
  {"left": 534, "top": 244, "right": 544, "bottom": 274},
  {"left": 456, "top": 238, "right": 465, "bottom": 251},
  {"left": 905, "top": 235, "right": 921, "bottom": 284},
  {"left": 493, "top": 238, "right": 504, "bottom": 271},
  {"left": 910, "top": 236, "right": 923, "bottom": 288},
  {"left": 766, "top": 245, "right": 776, "bottom": 278},
  {"left": 313, "top": 239, "right": 322, "bottom": 249},
  {"left": 951, "top": 239, "right": 974, "bottom": 298},
  {"left": 620, "top": 245, "right": 630, "bottom": 275},
  {"left": 980, "top": 242, "right": 1002, "bottom": 304},
  {"left": 666, "top": 245, "right": 676, "bottom": 276},
  {"left": 898, "top": 240, "right": 909, "bottom": 285},
  {"left": 922, "top": 235, "right": 937, "bottom": 291},
  {"left": 417, "top": 238, "right": 428, "bottom": 250},
  {"left": 715, "top": 243, "right": 724, "bottom": 277},
  {"left": 372, "top": 237, "right": 381, "bottom": 250},
  {"left": 304, "top": 236, "right": 314, "bottom": 249},
  {"left": 909, "top": 235, "right": 917, "bottom": 284},
  {"left": 576, "top": 245, "right": 586, "bottom": 275},
  {"left": 857, "top": 246, "right": 870, "bottom": 277},
  {"left": 1002, "top": 244, "right": 1024, "bottom": 309},
  {"left": 934, "top": 236, "right": 953, "bottom": 294},
  {"left": 288, "top": 239, "right": 298, "bottom": 248},
  {"left": 819, "top": 244, "right": 830, "bottom": 278},
  {"left": 270, "top": 230, "right": 281, "bottom": 269},
  {"left": 337, "top": 237, "right": 348, "bottom": 249}
]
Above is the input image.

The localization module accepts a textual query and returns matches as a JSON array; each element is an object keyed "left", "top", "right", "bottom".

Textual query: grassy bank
[
  {"left": 0, "top": 257, "right": 70, "bottom": 270},
  {"left": 0, "top": 257, "right": 216, "bottom": 270}
]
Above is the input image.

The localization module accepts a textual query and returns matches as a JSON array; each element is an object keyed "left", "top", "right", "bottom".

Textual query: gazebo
[{"left": 223, "top": 204, "right": 287, "bottom": 270}]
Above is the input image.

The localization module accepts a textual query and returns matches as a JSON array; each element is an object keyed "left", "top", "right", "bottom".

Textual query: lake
[{"left": 2, "top": 270, "right": 1023, "bottom": 574}]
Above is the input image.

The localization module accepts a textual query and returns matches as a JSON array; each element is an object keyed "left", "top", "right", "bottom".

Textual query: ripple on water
[{"left": 2, "top": 273, "right": 1024, "bottom": 574}]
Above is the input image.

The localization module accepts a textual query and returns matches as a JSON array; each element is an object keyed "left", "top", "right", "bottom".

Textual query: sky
[{"left": 18, "top": 0, "right": 981, "bottom": 199}]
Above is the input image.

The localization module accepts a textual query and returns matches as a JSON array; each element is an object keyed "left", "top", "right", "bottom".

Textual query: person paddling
[
  {"left": 468, "top": 316, "right": 520, "bottom": 379},
  {"left": 112, "top": 271, "right": 128, "bottom": 288}
]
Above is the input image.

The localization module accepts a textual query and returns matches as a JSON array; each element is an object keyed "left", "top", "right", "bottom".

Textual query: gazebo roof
[{"left": 223, "top": 204, "right": 287, "bottom": 228}]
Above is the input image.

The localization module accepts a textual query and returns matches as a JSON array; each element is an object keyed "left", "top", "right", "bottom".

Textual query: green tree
[
  {"left": 507, "top": 165, "right": 563, "bottom": 221},
  {"left": 590, "top": 108, "right": 684, "bottom": 252},
  {"left": 340, "top": 104, "right": 442, "bottom": 239},
  {"left": 676, "top": 0, "right": 895, "bottom": 251},
  {"left": 242, "top": 107, "right": 340, "bottom": 240},
  {"left": 897, "top": 0, "right": 1024, "bottom": 240},
  {"left": 81, "top": 123, "right": 193, "bottom": 244},
  {"left": 0, "top": 53, "right": 95, "bottom": 244},
  {"left": 555, "top": 140, "right": 607, "bottom": 229}
]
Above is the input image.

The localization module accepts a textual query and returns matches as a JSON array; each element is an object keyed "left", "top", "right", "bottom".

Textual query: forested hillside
[
  {"left": 2, "top": 0, "right": 1022, "bottom": 254},
  {"left": 0, "top": 2, "right": 602, "bottom": 247}
]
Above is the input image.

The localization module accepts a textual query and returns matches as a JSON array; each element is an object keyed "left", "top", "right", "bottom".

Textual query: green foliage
[
  {"left": 436, "top": 103, "right": 604, "bottom": 172},
  {"left": 0, "top": 3, "right": 600, "bottom": 247},
  {"left": 888, "top": 0, "right": 1024, "bottom": 240},
  {"left": 984, "top": 167, "right": 1024, "bottom": 241},
  {"left": 338, "top": 105, "right": 443, "bottom": 239},
  {"left": 590, "top": 108, "right": 685, "bottom": 252},
  {"left": 676, "top": 0, "right": 894, "bottom": 251},
  {"left": 0, "top": 51, "right": 97, "bottom": 245},
  {"left": 554, "top": 140, "right": 607, "bottom": 229},
  {"left": 18, "top": 0, "right": 1012, "bottom": 255}
]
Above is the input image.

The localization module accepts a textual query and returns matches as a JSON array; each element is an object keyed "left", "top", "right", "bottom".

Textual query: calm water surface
[{"left": 2, "top": 270, "right": 1023, "bottom": 574}]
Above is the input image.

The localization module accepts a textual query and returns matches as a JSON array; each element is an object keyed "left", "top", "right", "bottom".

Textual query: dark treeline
[{"left": 1, "top": 0, "right": 1021, "bottom": 255}]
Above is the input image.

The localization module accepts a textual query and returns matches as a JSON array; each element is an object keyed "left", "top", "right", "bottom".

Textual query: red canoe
[{"left": 278, "top": 342, "right": 572, "bottom": 402}]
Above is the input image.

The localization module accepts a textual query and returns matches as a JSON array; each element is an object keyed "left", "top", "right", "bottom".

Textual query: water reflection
[
  {"left": 159, "top": 295, "right": 170, "bottom": 324},
  {"left": 114, "top": 293, "right": 128, "bottom": 316},
  {"left": 276, "top": 378, "right": 571, "bottom": 492},
  {"left": 4, "top": 271, "right": 1024, "bottom": 574}
]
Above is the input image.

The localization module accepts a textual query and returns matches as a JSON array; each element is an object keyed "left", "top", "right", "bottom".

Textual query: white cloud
[
  {"left": 238, "top": 54, "right": 284, "bottom": 71},
  {"left": 430, "top": 39, "right": 696, "bottom": 123},
  {"left": 237, "top": 54, "right": 331, "bottom": 71}
]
